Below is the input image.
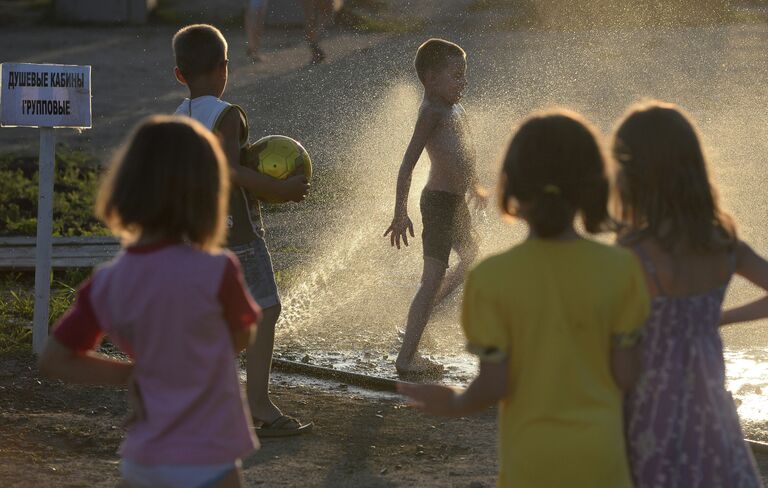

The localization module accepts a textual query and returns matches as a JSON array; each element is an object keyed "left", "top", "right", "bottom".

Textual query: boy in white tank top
[{"left": 172, "top": 24, "right": 313, "bottom": 437}]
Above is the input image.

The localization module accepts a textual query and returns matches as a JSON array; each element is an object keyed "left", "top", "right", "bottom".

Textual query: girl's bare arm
[
  {"left": 38, "top": 338, "right": 133, "bottom": 386},
  {"left": 721, "top": 241, "right": 768, "bottom": 326},
  {"left": 229, "top": 324, "right": 256, "bottom": 353},
  {"left": 398, "top": 359, "right": 508, "bottom": 417},
  {"left": 218, "top": 109, "right": 309, "bottom": 203},
  {"left": 610, "top": 340, "right": 642, "bottom": 392},
  {"left": 463, "top": 113, "right": 488, "bottom": 202}
]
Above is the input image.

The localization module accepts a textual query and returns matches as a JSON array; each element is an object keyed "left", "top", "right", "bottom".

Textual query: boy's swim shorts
[{"left": 420, "top": 190, "right": 475, "bottom": 268}]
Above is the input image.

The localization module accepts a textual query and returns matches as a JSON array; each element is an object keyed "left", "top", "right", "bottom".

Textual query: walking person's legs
[
  {"left": 301, "top": 0, "right": 326, "bottom": 64},
  {"left": 239, "top": 237, "right": 311, "bottom": 437},
  {"left": 395, "top": 258, "right": 446, "bottom": 375},
  {"left": 246, "top": 305, "right": 313, "bottom": 436},
  {"left": 244, "top": 0, "right": 269, "bottom": 62}
]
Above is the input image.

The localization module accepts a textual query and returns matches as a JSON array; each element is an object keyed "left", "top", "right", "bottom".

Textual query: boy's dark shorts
[
  {"left": 230, "top": 236, "right": 280, "bottom": 309},
  {"left": 420, "top": 190, "right": 475, "bottom": 268}
]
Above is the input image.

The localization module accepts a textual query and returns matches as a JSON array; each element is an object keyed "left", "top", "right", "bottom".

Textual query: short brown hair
[
  {"left": 612, "top": 100, "right": 736, "bottom": 253},
  {"left": 172, "top": 24, "right": 228, "bottom": 80},
  {"left": 500, "top": 109, "right": 610, "bottom": 238},
  {"left": 96, "top": 115, "right": 229, "bottom": 251},
  {"left": 414, "top": 38, "right": 466, "bottom": 83}
]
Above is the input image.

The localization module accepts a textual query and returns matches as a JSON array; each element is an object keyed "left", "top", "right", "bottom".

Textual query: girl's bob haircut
[
  {"left": 499, "top": 109, "right": 610, "bottom": 238},
  {"left": 612, "top": 100, "right": 736, "bottom": 253},
  {"left": 96, "top": 115, "right": 229, "bottom": 251}
]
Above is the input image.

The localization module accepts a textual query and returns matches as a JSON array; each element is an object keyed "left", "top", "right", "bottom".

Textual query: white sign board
[{"left": 0, "top": 62, "right": 91, "bottom": 128}]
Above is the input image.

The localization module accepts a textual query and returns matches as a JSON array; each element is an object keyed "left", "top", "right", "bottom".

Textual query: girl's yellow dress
[{"left": 463, "top": 238, "right": 649, "bottom": 488}]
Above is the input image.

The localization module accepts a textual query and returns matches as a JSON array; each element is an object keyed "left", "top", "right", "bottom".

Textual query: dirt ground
[
  {"left": 1, "top": 354, "right": 767, "bottom": 487},
  {"left": 0, "top": 355, "right": 498, "bottom": 487}
]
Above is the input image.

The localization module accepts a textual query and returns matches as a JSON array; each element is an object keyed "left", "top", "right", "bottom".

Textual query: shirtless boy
[{"left": 385, "top": 38, "right": 487, "bottom": 375}]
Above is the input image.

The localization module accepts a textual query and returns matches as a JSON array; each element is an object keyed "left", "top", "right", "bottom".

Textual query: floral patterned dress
[{"left": 625, "top": 247, "right": 761, "bottom": 488}]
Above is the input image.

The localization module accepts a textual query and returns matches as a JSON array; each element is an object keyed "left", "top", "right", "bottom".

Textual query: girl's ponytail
[{"left": 527, "top": 186, "right": 573, "bottom": 238}]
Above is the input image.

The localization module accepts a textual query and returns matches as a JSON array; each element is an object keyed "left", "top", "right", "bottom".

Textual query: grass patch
[
  {"left": 0, "top": 268, "right": 92, "bottom": 356},
  {"left": 0, "top": 275, "right": 79, "bottom": 356},
  {"left": 0, "top": 145, "right": 104, "bottom": 356},
  {"left": 0, "top": 148, "right": 107, "bottom": 237}
]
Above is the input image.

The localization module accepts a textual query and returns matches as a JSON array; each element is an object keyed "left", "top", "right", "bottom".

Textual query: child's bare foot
[
  {"left": 396, "top": 355, "right": 445, "bottom": 377},
  {"left": 395, "top": 326, "right": 406, "bottom": 344}
]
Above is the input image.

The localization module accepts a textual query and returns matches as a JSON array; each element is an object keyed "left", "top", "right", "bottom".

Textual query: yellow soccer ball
[
  {"left": 244, "top": 135, "right": 312, "bottom": 181},
  {"left": 242, "top": 135, "right": 312, "bottom": 203}
]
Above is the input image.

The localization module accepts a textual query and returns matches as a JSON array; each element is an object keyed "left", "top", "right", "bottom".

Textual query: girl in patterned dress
[
  {"left": 400, "top": 109, "right": 650, "bottom": 487},
  {"left": 614, "top": 100, "right": 763, "bottom": 488}
]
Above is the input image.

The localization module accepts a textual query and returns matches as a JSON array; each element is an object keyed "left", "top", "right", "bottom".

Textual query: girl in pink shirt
[{"left": 38, "top": 115, "right": 262, "bottom": 488}]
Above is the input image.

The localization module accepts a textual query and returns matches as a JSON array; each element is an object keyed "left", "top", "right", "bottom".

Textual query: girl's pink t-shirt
[{"left": 53, "top": 242, "right": 260, "bottom": 465}]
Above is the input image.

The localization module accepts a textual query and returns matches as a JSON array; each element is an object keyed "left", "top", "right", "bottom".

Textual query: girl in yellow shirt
[{"left": 399, "top": 109, "right": 650, "bottom": 487}]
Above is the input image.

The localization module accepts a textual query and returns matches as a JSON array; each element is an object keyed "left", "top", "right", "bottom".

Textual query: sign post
[
  {"left": 32, "top": 128, "right": 56, "bottom": 354},
  {"left": 0, "top": 62, "right": 92, "bottom": 355}
]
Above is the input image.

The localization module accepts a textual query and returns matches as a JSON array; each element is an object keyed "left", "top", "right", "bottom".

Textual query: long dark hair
[{"left": 612, "top": 100, "right": 736, "bottom": 253}]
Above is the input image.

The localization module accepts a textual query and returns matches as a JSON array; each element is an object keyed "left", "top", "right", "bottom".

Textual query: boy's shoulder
[
  {"left": 419, "top": 98, "right": 452, "bottom": 119},
  {"left": 173, "top": 96, "right": 247, "bottom": 122},
  {"left": 216, "top": 103, "right": 249, "bottom": 143},
  {"left": 175, "top": 96, "right": 248, "bottom": 146}
]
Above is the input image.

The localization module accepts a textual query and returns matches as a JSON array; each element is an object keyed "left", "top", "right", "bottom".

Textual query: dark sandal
[
  {"left": 255, "top": 415, "right": 313, "bottom": 438},
  {"left": 310, "top": 44, "right": 326, "bottom": 64}
]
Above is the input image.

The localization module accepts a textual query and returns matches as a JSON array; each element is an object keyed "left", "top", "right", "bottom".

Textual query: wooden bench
[
  {"left": 0, "top": 234, "right": 301, "bottom": 270},
  {"left": 0, "top": 236, "right": 121, "bottom": 270}
]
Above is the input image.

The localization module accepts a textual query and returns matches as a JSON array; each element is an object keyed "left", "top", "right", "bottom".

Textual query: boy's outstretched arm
[
  {"left": 464, "top": 121, "right": 489, "bottom": 210},
  {"left": 384, "top": 108, "right": 441, "bottom": 249},
  {"left": 398, "top": 359, "right": 508, "bottom": 417},
  {"left": 467, "top": 172, "right": 489, "bottom": 211},
  {"left": 721, "top": 241, "right": 768, "bottom": 325},
  {"left": 218, "top": 109, "right": 309, "bottom": 203},
  {"left": 38, "top": 337, "right": 133, "bottom": 386}
]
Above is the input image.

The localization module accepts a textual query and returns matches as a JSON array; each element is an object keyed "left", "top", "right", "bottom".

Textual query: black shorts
[{"left": 420, "top": 190, "right": 475, "bottom": 268}]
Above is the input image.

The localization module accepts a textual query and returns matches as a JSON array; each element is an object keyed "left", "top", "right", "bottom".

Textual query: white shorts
[{"left": 120, "top": 459, "right": 240, "bottom": 488}]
